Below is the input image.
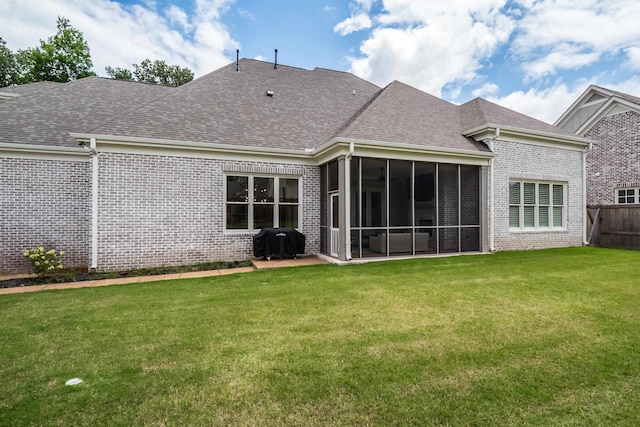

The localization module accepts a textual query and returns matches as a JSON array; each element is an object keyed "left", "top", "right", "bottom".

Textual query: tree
[
  {"left": 104, "top": 66, "right": 132, "bottom": 81},
  {"left": 105, "top": 59, "right": 194, "bottom": 87},
  {"left": 0, "top": 37, "right": 18, "bottom": 87},
  {"left": 15, "top": 17, "right": 95, "bottom": 83}
]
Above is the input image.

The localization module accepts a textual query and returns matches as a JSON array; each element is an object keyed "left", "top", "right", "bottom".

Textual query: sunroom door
[{"left": 330, "top": 193, "right": 340, "bottom": 257}]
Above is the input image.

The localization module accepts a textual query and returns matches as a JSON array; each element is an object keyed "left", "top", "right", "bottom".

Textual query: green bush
[{"left": 22, "top": 247, "right": 65, "bottom": 277}]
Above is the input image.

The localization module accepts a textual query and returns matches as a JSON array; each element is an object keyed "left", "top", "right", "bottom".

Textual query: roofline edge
[{"left": 463, "top": 124, "right": 592, "bottom": 147}]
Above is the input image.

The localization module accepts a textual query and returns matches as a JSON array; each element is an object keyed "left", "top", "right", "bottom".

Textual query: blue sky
[{"left": 2, "top": 0, "right": 639, "bottom": 123}]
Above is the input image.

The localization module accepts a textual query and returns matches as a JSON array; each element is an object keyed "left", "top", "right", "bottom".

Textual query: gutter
[
  {"left": 88, "top": 138, "right": 99, "bottom": 270},
  {"left": 316, "top": 137, "right": 495, "bottom": 160},
  {"left": 70, "top": 133, "right": 316, "bottom": 160},
  {"left": 463, "top": 123, "right": 592, "bottom": 147},
  {"left": 488, "top": 128, "right": 500, "bottom": 252},
  {"left": 0, "top": 142, "right": 89, "bottom": 160},
  {"left": 583, "top": 142, "right": 593, "bottom": 245}
]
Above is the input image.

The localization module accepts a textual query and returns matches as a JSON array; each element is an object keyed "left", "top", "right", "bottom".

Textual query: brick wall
[
  {"left": 584, "top": 111, "right": 640, "bottom": 205},
  {"left": 97, "top": 153, "right": 319, "bottom": 271},
  {"left": 490, "top": 140, "right": 584, "bottom": 250},
  {"left": 0, "top": 158, "right": 91, "bottom": 273}
]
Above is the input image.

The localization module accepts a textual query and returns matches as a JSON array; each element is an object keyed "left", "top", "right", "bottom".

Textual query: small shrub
[{"left": 22, "top": 247, "right": 65, "bottom": 277}]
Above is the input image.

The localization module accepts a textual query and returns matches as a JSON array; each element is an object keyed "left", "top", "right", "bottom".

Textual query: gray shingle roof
[
  {"left": 0, "top": 77, "right": 174, "bottom": 147},
  {"left": 91, "top": 59, "right": 382, "bottom": 150},
  {"left": 337, "top": 81, "right": 490, "bottom": 153},
  {"left": 460, "top": 97, "right": 575, "bottom": 136},
  {"left": 1, "top": 59, "right": 578, "bottom": 152},
  {"left": 0, "top": 81, "right": 62, "bottom": 95}
]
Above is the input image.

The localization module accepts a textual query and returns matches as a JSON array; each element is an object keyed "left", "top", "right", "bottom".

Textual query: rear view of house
[{"left": 1, "top": 59, "right": 592, "bottom": 273}]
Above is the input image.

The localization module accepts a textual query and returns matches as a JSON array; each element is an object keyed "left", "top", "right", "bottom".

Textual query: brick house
[
  {"left": 555, "top": 85, "right": 640, "bottom": 205},
  {"left": 0, "top": 59, "right": 592, "bottom": 273}
]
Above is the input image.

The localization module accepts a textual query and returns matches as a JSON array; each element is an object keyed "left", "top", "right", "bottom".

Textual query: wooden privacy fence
[{"left": 587, "top": 205, "right": 640, "bottom": 250}]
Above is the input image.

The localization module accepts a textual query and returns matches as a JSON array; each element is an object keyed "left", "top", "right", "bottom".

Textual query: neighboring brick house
[
  {"left": 0, "top": 58, "right": 592, "bottom": 273},
  {"left": 555, "top": 85, "right": 640, "bottom": 206}
]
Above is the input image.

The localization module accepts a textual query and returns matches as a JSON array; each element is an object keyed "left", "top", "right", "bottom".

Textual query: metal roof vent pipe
[
  {"left": 235, "top": 49, "right": 239, "bottom": 71},
  {"left": 274, "top": 48, "right": 278, "bottom": 70}
]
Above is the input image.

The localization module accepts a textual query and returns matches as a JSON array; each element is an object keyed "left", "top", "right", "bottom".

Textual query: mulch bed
[{"left": 0, "top": 260, "right": 251, "bottom": 289}]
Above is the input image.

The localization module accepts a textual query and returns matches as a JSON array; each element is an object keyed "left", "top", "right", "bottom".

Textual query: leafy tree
[
  {"left": 104, "top": 66, "right": 133, "bottom": 81},
  {"left": 0, "top": 37, "right": 18, "bottom": 87},
  {"left": 105, "top": 59, "right": 194, "bottom": 86},
  {"left": 15, "top": 17, "right": 95, "bottom": 83}
]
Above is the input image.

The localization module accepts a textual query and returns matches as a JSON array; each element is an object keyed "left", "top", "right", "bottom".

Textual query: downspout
[
  {"left": 488, "top": 128, "right": 500, "bottom": 252},
  {"left": 90, "top": 137, "right": 99, "bottom": 270},
  {"left": 583, "top": 142, "right": 592, "bottom": 245},
  {"left": 344, "top": 142, "right": 354, "bottom": 260}
]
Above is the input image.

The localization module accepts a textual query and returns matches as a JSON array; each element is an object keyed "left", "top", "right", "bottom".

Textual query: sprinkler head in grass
[{"left": 65, "top": 378, "right": 83, "bottom": 386}]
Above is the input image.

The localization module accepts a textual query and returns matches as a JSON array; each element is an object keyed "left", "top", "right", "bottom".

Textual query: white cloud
[
  {"left": 0, "top": 0, "right": 239, "bottom": 78},
  {"left": 166, "top": 5, "right": 192, "bottom": 32},
  {"left": 472, "top": 82, "right": 500, "bottom": 98},
  {"left": 512, "top": 0, "right": 640, "bottom": 79},
  {"left": 333, "top": 0, "right": 376, "bottom": 35},
  {"left": 488, "top": 74, "right": 640, "bottom": 124},
  {"left": 522, "top": 43, "right": 601, "bottom": 81},
  {"left": 237, "top": 7, "right": 255, "bottom": 21},
  {"left": 624, "top": 46, "right": 640, "bottom": 71},
  {"left": 487, "top": 82, "right": 590, "bottom": 123},
  {"left": 333, "top": 13, "right": 372, "bottom": 36},
  {"left": 340, "top": 0, "right": 515, "bottom": 96},
  {"left": 337, "top": 0, "right": 640, "bottom": 119}
]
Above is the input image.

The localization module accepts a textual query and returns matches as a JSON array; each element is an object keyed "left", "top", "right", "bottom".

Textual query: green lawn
[{"left": 1, "top": 247, "right": 639, "bottom": 426}]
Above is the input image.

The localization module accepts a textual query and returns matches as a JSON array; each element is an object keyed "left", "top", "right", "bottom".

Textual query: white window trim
[
  {"left": 509, "top": 179, "right": 567, "bottom": 231},
  {"left": 224, "top": 173, "right": 302, "bottom": 233},
  {"left": 615, "top": 187, "right": 640, "bottom": 204}
]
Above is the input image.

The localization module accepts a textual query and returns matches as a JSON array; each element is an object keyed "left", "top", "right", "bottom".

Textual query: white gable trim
[
  {"left": 555, "top": 85, "right": 608, "bottom": 127},
  {"left": 573, "top": 97, "right": 640, "bottom": 136}
]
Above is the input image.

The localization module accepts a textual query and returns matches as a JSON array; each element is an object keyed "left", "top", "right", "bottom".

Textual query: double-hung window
[
  {"left": 225, "top": 175, "right": 300, "bottom": 231},
  {"left": 509, "top": 180, "right": 565, "bottom": 230},
  {"left": 616, "top": 187, "right": 639, "bottom": 204}
]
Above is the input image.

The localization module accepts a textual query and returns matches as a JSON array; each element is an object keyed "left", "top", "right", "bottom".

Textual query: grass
[{"left": 1, "top": 247, "right": 639, "bottom": 426}]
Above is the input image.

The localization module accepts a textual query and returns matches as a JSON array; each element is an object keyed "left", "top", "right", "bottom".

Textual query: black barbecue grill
[{"left": 252, "top": 227, "right": 306, "bottom": 260}]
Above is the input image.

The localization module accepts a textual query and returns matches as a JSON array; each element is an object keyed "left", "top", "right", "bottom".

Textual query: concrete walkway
[{"left": 0, "top": 255, "right": 328, "bottom": 295}]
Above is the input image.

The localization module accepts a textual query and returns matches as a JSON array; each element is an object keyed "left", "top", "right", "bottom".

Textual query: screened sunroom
[{"left": 320, "top": 156, "right": 488, "bottom": 260}]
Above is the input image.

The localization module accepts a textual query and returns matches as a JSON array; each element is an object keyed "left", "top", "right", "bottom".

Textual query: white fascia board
[
  {"left": 464, "top": 124, "right": 592, "bottom": 151},
  {"left": 71, "top": 133, "right": 495, "bottom": 167},
  {"left": 315, "top": 137, "right": 494, "bottom": 166},
  {"left": 70, "top": 133, "right": 317, "bottom": 166},
  {"left": 0, "top": 142, "right": 90, "bottom": 162},
  {"left": 574, "top": 97, "right": 640, "bottom": 136}
]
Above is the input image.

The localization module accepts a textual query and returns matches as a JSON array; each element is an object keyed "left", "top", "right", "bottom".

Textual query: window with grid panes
[
  {"left": 225, "top": 175, "right": 300, "bottom": 231},
  {"left": 616, "top": 188, "right": 639, "bottom": 204},
  {"left": 509, "top": 180, "right": 566, "bottom": 230}
]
